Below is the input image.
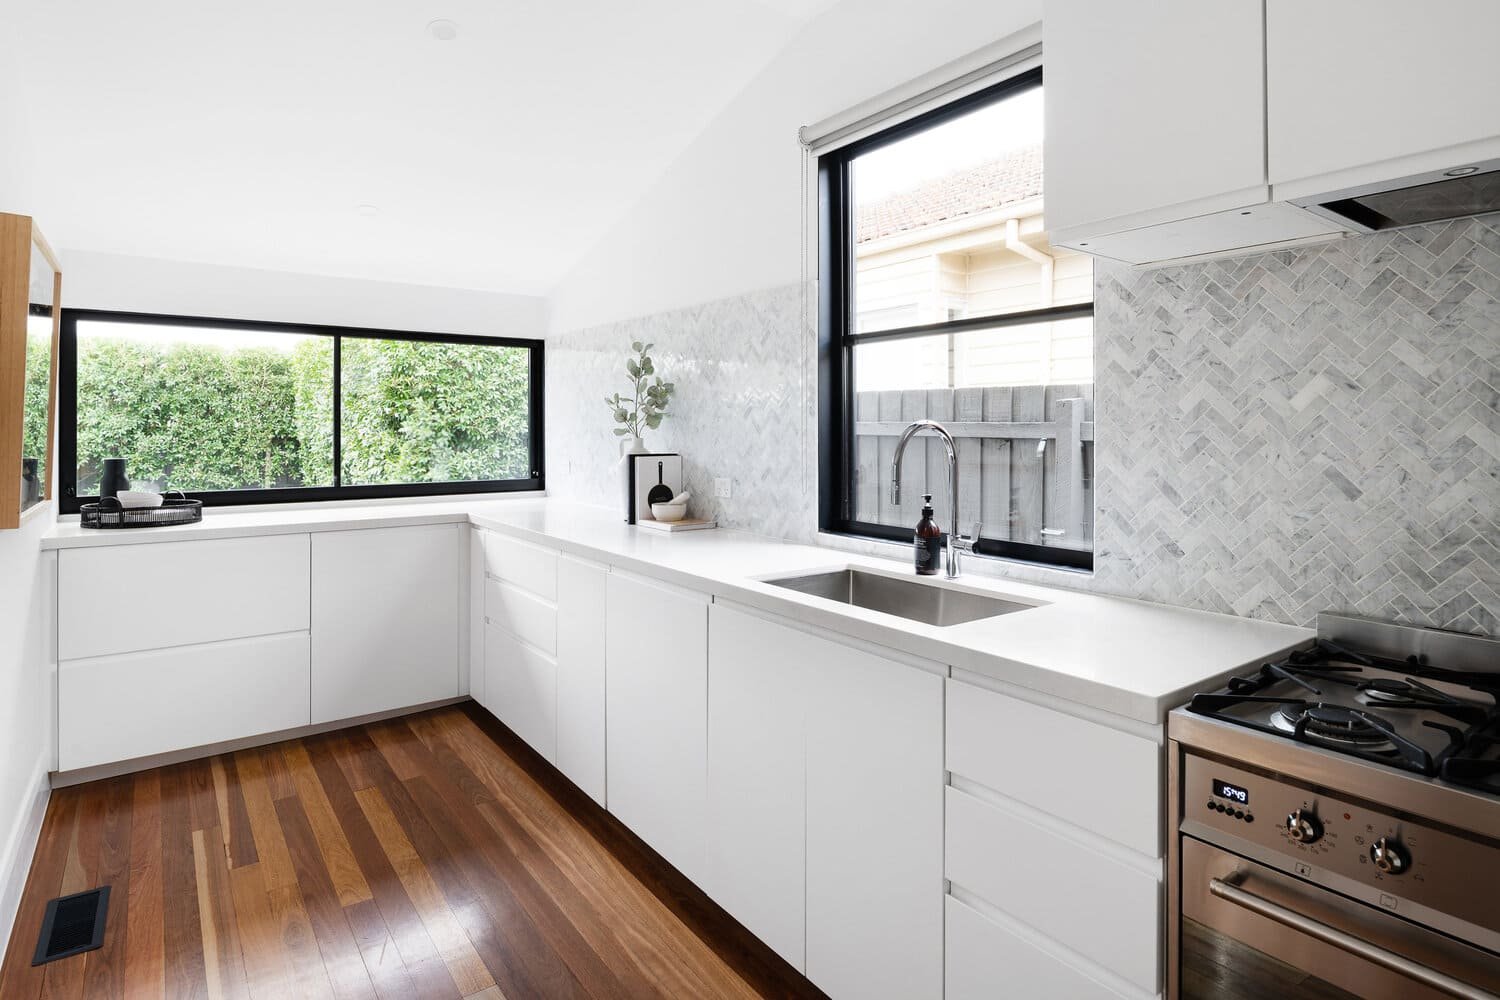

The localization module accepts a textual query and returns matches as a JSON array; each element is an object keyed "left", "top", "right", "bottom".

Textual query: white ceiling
[{"left": 5, "top": 0, "right": 838, "bottom": 295}]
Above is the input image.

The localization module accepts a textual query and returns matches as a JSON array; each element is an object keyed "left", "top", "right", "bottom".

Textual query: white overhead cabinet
[
  {"left": 605, "top": 571, "right": 711, "bottom": 886},
  {"left": 1266, "top": 0, "right": 1500, "bottom": 200},
  {"left": 311, "top": 523, "right": 461, "bottom": 723},
  {"left": 1044, "top": 0, "right": 1340, "bottom": 264}
]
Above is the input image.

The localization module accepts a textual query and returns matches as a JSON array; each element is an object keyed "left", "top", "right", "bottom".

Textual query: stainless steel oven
[{"left": 1168, "top": 726, "right": 1500, "bottom": 999}]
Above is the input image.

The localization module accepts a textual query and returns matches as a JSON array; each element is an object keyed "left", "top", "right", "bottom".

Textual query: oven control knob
[
  {"left": 1369, "top": 837, "right": 1410, "bottom": 875},
  {"left": 1285, "top": 810, "right": 1323, "bottom": 844}
]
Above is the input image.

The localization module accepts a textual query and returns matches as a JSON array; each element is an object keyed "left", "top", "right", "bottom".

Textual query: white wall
[
  {"left": 0, "top": 6, "right": 36, "bottom": 215},
  {"left": 547, "top": 0, "right": 1043, "bottom": 333},
  {"left": 0, "top": 508, "right": 56, "bottom": 955},
  {"left": 63, "top": 250, "right": 549, "bottom": 338}
]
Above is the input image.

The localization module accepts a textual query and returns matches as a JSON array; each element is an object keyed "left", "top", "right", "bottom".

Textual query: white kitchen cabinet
[
  {"left": 310, "top": 523, "right": 461, "bottom": 723},
  {"left": 555, "top": 554, "right": 607, "bottom": 805},
  {"left": 1267, "top": 0, "right": 1500, "bottom": 198},
  {"left": 945, "top": 895, "right": 1126, "bottom": 1000},
  {"left": 806, "top": 635, "right": 944, "bottom": 1000},
  {"left": 485, "top": 576, "right": 557, "bottom": 655},
  {"left": 59, "top": 631, "right": 310, "bottom": 771},
  {"left": 468, "top": 528, "right": 487, "bottom": 705},
  {"left": 485, "top": 622, "right": 557, "bottom": 761},
  {"left": 605, "top": 571, "right": 710, "bottom": 886},
  {"left": 1044, "top": 0, "right": 1340, "bottom": 264},
  {"left": 58, "top": 534, "right": 310, "bottom": 660},
  {"left": 705, "top": 604, "right": 807, "bottom": 971},
  {"left": 484, "top": 531, "right": 558, "bottom": 601}
]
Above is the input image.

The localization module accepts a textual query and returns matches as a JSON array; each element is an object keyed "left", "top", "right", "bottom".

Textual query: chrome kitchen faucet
[{"left": 891, "top": 419, "right": 980, "bottom": 579}]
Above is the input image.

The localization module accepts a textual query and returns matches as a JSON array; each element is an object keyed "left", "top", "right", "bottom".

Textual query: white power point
[{"left": 714, "top": 477, "right": 732, "bottom": 499}]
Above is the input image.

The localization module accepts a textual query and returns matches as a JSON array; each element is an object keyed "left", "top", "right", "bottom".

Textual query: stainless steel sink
[{"left": 764, "top": 569, "right": 1035, "bottom": 627}]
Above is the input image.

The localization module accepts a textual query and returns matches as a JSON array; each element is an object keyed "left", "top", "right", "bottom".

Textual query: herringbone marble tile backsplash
[{"left": 549, "top": 218, "right": 1499, "bottom": 634}]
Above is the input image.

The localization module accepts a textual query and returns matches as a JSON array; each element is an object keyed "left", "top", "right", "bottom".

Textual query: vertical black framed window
[
  {"left": 818, "top": 67, "right": 1096, "bottom": 571},
  {"left": 58, "top": 309, "right": 543, "bottom": 512}
]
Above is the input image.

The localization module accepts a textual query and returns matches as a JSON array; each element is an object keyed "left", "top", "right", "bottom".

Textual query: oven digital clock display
[{"left": 1213, "top": 779, "right": 1250, "bottom": 805}]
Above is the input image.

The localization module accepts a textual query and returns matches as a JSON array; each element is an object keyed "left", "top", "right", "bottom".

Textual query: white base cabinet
[
  {"left": 311, "top": 523, "right": 461, "bottom": 723},
  {"left": 945, "top": 895, "right": 1126, "bottom": 1000},
  {"left": 485, "top": 622, "right": 557, "bottom": 760},
  {"left": 555, "top": 554, "right": 607, "bottom": 805},
  {"left": 58, "top": 631, "right": 311, "bottom": 771},
  {"left": 605, "top": 571, "right": 710, "bottom": 886},
  {"left": 706, "top": 604, "right": 807, "bottom": 971}
]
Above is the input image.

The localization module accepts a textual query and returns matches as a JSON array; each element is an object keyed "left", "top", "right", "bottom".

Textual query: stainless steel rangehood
[{"left": 1293, "top": 157, "right": 1500, "bottom": 233}]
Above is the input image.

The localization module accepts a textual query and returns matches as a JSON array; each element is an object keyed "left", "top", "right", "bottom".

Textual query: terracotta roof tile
[{"left": 855, "top": 144, "right": 1043, "bottom": 244}]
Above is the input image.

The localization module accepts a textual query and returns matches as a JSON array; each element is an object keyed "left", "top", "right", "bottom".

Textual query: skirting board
[{"left": 0, "top": 755, "right": 51, "bottom": 963}]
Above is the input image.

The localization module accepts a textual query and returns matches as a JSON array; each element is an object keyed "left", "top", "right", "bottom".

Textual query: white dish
[
  {"left": 116, "top": 490, "right": 165, "bottom": 509},
  {"left": 651, "top": 501, "right": 688, "bottom": 522}
]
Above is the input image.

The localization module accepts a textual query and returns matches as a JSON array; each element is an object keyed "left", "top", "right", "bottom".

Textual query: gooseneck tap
[{"left": 891, "top": 419, "right": 981, "bottom": 579}]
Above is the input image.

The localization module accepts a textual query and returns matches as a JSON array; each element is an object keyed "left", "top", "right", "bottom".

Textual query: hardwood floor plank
[
  {"left": 0, "top": 787, "right": 80, "bottom": 1000},
  {"left": 82, "top": 775, "right": 135, "bottom": 1000},
  {"left": 300, "top": 734, "right": 462, "bottom": 1000},
  {"left": 354, "top": 785, "right": 496, "bottom": 997},
  {"left": 326, "top": 729, "right": 546, "bottom": 1000},
  {"left": 212, "top": 756, "right": 259, "bottom": 869},
  {"left": 227, "top": 862, "right": 297, "bottom": 1000},
  {"left": 443, "top": 709, "right": 760, "bottom": 1000},
  {"left": 280, "top": 742, "right": 373, "bottom": 907},
  {"left": 273, "top": 794, "right": 379, "bottom": 1000},
  {"left": 404, "top": 713, "right": 667, "bottom": 1000},
  {"left": 160, "top": 764, "right": 210, "bottom": 1000},
  {"left": 2, "top": 705, "right": 826, "bottom": 1000},
  {"left": 192, "top": 827, "right": 251, "bottom": 1000},
  {"left": 123, "top": 772, "right": 164, "bottom": 1000}
]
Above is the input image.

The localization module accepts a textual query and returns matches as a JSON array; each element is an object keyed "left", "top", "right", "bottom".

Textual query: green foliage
[
  {"left": 604, "top": 340, "right": 674, "bottom": 439},
  {"left": 63, "top": 334, "right": 530, "bottom": 495},
  {"left": 21, "top": 332, "right": 52, "bottom": 475}
]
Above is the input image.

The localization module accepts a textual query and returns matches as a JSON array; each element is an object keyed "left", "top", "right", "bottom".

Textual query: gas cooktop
[{"left": 1187, "top": 616, "right": 1500, "bottom": 796}]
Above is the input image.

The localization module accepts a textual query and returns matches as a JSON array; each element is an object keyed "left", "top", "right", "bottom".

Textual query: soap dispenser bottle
[{"left": 914, "top": 494, "right": 942, "bottom": 576}]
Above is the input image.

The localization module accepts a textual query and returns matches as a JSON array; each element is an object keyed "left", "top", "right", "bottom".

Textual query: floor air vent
[{"left": 31, "top": 886, "right": 110, "bottom": 965}]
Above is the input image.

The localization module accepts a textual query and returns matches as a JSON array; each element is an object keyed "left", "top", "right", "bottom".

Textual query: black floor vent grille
[{"left": 31, "top": 886, "right": 110, "bottom": 965}]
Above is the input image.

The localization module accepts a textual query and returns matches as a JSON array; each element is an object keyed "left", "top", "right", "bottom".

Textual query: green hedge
[{"left": 30, "top": 336, "right": 531, "bottom": 494}]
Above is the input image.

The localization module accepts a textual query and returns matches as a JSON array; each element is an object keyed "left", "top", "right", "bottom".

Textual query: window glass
[
  {"left": 830, "top": 73, "right": 1096, "bottom": 562},
  {"left": 73, "top": 319, "right": 334, "bottom": 494},
  {"left": 340, "top": 337, "right": 532, "bottom": 485}
]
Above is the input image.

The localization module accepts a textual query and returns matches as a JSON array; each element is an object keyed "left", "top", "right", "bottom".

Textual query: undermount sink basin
[{"left": 765, "top": 568, "right": 1035, "bottom": 627}]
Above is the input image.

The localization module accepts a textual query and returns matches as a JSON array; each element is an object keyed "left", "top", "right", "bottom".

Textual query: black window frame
[
  {"left": 58, "top": 308, "right": 544, "bottom": 513},
  {"left": 817, "top": 66, "right": 1095, "bottom": 572}
]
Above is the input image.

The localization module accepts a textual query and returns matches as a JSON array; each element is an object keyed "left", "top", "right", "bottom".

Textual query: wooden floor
[{"left": 0, "top": 703, "right": 824, "bottom": 999}]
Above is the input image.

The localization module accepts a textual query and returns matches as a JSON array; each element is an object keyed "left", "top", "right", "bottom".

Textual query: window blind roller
[{"left": 798, "top": 25, "right": 1042, "bottom": 155}]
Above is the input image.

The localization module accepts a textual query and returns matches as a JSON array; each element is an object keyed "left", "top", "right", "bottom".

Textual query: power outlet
[{"left": 714, "top": 477, "right": 732, "bottom": 499}]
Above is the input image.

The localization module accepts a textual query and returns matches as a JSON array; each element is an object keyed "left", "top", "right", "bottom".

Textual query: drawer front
[
  {"left": 59, "top": 534, "right": 311, "bottom": 660},
  {"left": 946, "top": 679, "right": 1161, "bottom": 857},
  {"left": 59, "top": 631, "right": 311, "bottom": 771},
  {"left": 945, "top": 895, "right": 1125, "bottom": 1000},
  {"left": 484, "top": 531, "right": 558, "bottom": 602},
  {"left": 485, "top": 577, "right": 557, "bottom": 655},
  {"left": 945, "top": 787, "right": 1160, "bottom": 992},
  {"left": 485, "top": 623, "right": 557, "bottom": 762}
]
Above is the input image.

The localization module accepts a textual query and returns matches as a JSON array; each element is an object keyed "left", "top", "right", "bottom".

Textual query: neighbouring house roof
[{"left": 855, "top": 144, "right": 1043, "bottom": 244}]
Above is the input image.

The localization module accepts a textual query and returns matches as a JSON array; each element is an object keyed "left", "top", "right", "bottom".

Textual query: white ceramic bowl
[
  {"left": 651, "top": 501, "right": 688, "bottom": 522},
  {"left": 116, "top": 490, "right": 165, "bottom": 509}
]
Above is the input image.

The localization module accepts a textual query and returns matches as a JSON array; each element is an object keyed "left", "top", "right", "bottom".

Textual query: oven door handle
[{"left": 1209, "top": 876, "right": 1499, "bottom": 1000}]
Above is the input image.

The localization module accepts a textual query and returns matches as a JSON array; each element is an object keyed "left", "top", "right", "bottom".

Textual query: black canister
[
  {"left": 20, "top": 458, "right": 40, "bottom": 506},
  {"left": 99, "top": 458, "right": 129, "bottom": 499}
]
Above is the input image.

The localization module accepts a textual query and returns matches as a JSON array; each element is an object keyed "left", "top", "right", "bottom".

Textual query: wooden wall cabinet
[{"left": 0, "top": 213, "right": 61, "bottom": 528}]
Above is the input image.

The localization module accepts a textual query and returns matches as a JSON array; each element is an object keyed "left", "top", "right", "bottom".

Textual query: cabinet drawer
[
  {"left": 485, "top": 623, "right": 557, "bottom": 762},
  {"left": 485, "top": 577, "right": 557, "bottom": 655},
  {"left": 483, "top": 531, "right": 557, "bottom": 602},
  {"left": 59, "top": 534, "right": 310, "bottom": 660},
  {"left": 945, "top": 895, "right": 1125, "bottom": 1000},
  {"left": 946, "top": 787, "right": 1160, "bottom": 993},
  {"left": 59, "top": 632, "right": 311, "bottom": 771},
  {"left": 946, "top": 679, "right": 1161, "bottom": 857}
]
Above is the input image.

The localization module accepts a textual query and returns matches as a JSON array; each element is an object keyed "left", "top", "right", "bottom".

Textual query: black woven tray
[{"left": 80, "top": 493, "right": 203, "bottom": 529}]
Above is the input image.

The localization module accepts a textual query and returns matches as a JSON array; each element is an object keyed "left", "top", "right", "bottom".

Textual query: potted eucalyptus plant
[{"left": 606, "top": 341, "right": 675, "bottom": 513}]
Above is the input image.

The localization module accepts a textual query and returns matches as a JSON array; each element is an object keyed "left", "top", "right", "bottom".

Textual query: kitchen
[{"left": 0, "top": 1, "right": 1497, "bottom": 998}]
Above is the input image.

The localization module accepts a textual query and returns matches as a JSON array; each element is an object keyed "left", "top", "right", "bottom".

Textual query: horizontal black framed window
[
  {"left": 59, "top": 309, "right": 543, "bottom": 513},
  {"left": 818, "top": 66, "right": 1096, "bottom": 571}
]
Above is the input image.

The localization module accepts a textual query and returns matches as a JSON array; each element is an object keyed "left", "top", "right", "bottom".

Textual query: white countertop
[{"left": 44, "top": 496, "right": 1313, "bottom": 724}]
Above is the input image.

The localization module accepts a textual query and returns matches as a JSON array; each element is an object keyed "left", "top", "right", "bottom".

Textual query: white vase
[{"left": 618, "top": 435, "right": 647, "bottom": 520}]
